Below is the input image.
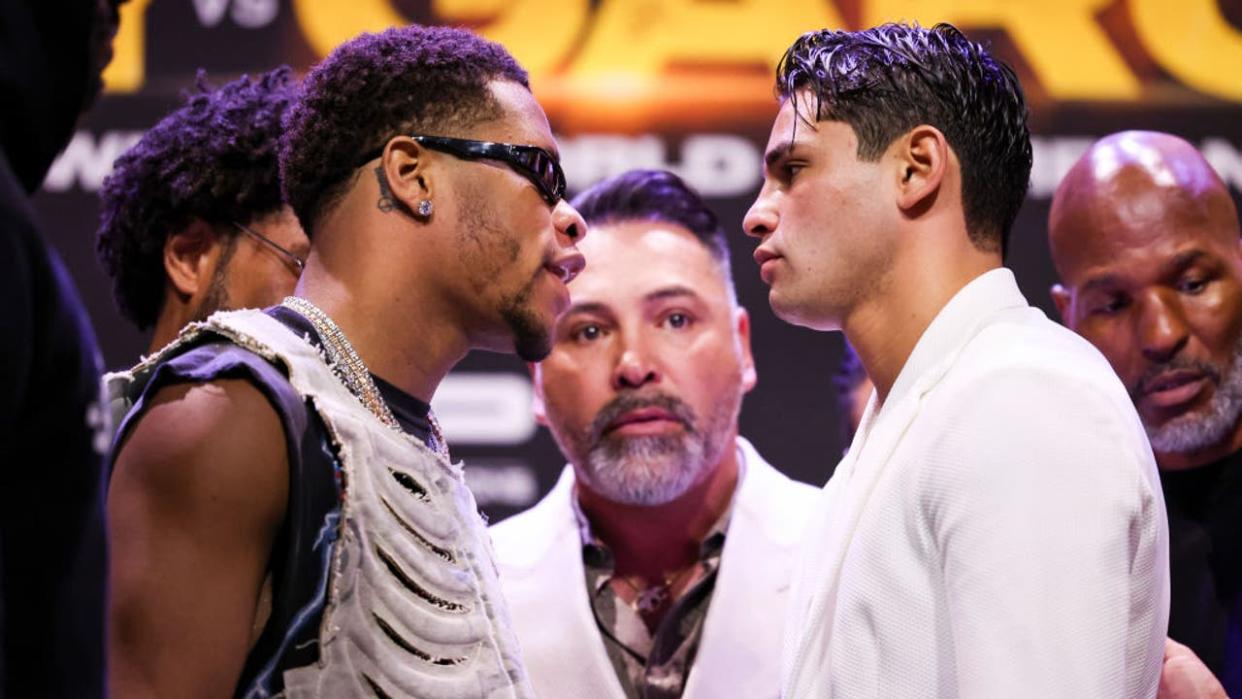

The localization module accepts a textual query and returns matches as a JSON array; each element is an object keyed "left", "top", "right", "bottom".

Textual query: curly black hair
[
  {"left": 96, "top": 67, "right": 295, "bottom": 329},
  {"left": 280, "top": 25, "right": 529, "bottom": 236},
  {"left": 777, "top": 23, "right": 1032, "bottom": 255}
]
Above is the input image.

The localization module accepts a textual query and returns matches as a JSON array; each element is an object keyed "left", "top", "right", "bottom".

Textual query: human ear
[
  {"left": 735, "top": 307, "right": 757, "bottom": 393},
  {"left": 376, "top": 138, "right": 433, "bottom": 217},
  {"left": 1050, "top": 283, "right": 1074, "bottom": 325},
  {"left": 163, "top": 220, "right": 223, "bottom": 297},
  {"left": 895, "top": 125, "right": 949, "bottom": 215},
  {"left": 528, "top": 362, "right": 549, "bottom": 426}
]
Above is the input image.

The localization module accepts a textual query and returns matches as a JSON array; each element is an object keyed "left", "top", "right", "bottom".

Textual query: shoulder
[
  {"left": 916, "top": 314, "right": 1159, "bottom": 505},
  {"left": 489, "top": 466, "right": 579, "bottom": 572},
  {"left": 734, "top": 437, "right": 821, "bottom": 547},
  {"left": 938, "top": 311, "right": 1140, "bottom": 432},
  {"left": 111, "top": 376, "right": 289, "bottom": 531},
  {"left": 965, "top": 306, "right": 1120, "bottom": 378},
  {"left": 116, "top": 335, "right": 308, "bottom": 451},
  {"left": 738, "top": 437, "right": 819, "bottom": 494}
]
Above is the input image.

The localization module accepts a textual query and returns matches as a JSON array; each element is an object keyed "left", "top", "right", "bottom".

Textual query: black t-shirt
[
  {"left": 267, "top": 305, "right": 434, "bottom": 442},
  {"left": 1163, "top": 450, "right": 1242, "bottom": 693},
  {"left": 0, "top": 154, "right": 108, "bottom": 697}
]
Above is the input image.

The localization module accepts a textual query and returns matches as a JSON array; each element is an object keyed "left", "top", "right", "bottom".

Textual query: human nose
[
  {"left": 554, "top": 199, "right": 587, "bottom": 245},
  {"left": 551, "top": 200, "right": 587, "bottom": 283},
  {"left": 611, "top": 330, "right": 661, "bottom": 390},
  {"left": 1136, "top": 291, "right": 1189, "bottom": 364},
  {"left": 743, "top": 185, "right": 778, "bottom": 240}
]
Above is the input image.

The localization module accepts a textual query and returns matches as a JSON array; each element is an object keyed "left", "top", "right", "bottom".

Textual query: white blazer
[
  {"left": 490, "top": 438, "right": 818, "bottom": 699},
  {"left": 783, "top": 268, "right": 1170, "bottom": 698}
]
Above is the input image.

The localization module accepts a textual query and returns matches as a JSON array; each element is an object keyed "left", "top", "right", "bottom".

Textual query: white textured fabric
[
  {"left": 490, "top": 438, "right": 818, "bottom": 699},
  {"left": 187, "top": 310, "right": 533, "bottom": 699},
  {"left": 782, "top": 269, "right": 1169, "bottom": 699}
]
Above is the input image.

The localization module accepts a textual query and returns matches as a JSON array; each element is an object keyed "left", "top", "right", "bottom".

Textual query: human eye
[
  {"left": 782, "top": 160, "right": 806, "bottom": 182},
  {"left": 569, "top": 322, "right": 606, "bottom": 344},
  {"left": 1089, "top": 294, "right": 1129, "bottom": 317},
  {"left": 1177, "top": 273, "right": 1211, "bottom": 295},
  {"left": 661, "top": 311, "right": 695, "bottom": 330}
]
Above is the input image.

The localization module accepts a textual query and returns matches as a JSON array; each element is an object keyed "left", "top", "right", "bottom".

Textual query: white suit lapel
[
  {"left": 688, "top": 440, "right": 810, "bottom": 699},
  {"left": 496, "top": 468, "right": 629, "bottom": 699},
  {"left": 785, "top": 380, "right": 930, "bottom": 686}
]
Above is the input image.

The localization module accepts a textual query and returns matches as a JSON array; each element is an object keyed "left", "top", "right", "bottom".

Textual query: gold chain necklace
[{"left": 281, "top": 296, "right": 450, "bottom": 461}]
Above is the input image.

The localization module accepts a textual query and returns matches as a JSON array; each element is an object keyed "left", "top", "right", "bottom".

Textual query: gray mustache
[{"left": 587, "top": 393, "right": 697, "bottom": 443}]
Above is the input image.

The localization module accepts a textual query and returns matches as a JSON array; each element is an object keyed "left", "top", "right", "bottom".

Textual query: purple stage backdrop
[{"left": 33, "top": 0, "right": 1242, "bottom": 519}]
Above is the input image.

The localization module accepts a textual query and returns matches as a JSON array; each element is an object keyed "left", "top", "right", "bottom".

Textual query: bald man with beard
[{"left": 1050, "top": 131, "right": 1240, "bottom": 698}]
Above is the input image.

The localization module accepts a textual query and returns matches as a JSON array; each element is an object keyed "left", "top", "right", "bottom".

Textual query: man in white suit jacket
[
  {"left": 491, "top": 170, "right": 818, "bottom": 698},
  {"left": 743, "top": 24, "right": 1169, "bottom": 697}
]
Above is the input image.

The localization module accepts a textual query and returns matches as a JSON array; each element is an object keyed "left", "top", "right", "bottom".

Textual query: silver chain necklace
[{"left": 280, "top": 296, "right": 449, "bottom": 461}]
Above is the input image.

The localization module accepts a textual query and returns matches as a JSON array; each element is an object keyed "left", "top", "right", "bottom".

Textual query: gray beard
[
  {"left": 1145, "top": 336, "right": 1242, "bottom": 454},
  {"left": 560, "top": 385, "right": 741, "bottom": 506},
  {"left": 586, "top": 431, "right": 711, "bottom": 506}
]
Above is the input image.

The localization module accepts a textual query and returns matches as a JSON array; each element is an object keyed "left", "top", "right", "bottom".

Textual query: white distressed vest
[{"left": 113, "top": 309, "right": 533, "bottom": 698}]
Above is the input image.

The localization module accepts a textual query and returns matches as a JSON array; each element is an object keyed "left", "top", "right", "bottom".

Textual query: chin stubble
[
  {"left": 555, "top": 383, "right": 742, "bottom": 506},
  {"left": 500, "top": 266, "right": 552, "bottom": 362},
  {"left": 1144, "top": 334, "right": 1242, "bottom": 455}
]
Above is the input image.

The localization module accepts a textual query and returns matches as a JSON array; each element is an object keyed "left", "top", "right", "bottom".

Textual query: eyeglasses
[
  {"left": 359, "top": 134, "right": 567, "bottom": 206},
  {"left": 232, "top": 221, "right": 306, "bottom": 275}
]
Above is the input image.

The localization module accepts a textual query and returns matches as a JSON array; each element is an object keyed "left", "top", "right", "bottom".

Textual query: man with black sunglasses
[
  {"left": 107, "top": 25, "right": 585, "bottom": 697},
  {"left": 357, "top": 134, "right": 567, "bottom": 207},
  {"left": 97, "top": 67, "right": 308, "bottom": 360}
]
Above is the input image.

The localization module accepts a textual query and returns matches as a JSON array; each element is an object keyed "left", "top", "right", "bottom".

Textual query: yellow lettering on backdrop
[
  {"left": 291, "top": 0, "right": 405, "bottom": 58},
  {"left": 431, "top": 0, "right": 507, "bottom": 21},
  {"left": 434, "top": 0, "right": 589, "bottom": 76},
  {"left": 102, "top": 0, "right": 155, "bottom": 94},
  {"left": 569, "top": 0, "right": 843, "bottom": 77},
  {"left": 1131, "top": 0, "right": 1242, "bottom": 101},
  {"left": 863, "top": 0, "right": 1140, "bottom": 100}
]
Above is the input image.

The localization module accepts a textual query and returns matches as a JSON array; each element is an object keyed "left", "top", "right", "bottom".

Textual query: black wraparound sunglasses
[{"left": 358, "top": 134, "right": 567, "bottom": 206}]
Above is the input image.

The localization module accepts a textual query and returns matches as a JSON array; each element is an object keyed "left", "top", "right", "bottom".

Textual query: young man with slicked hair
[
  {"left": 491, "top": 170, "right": 817, "bottom": 699},
  {"left": 107, "top": 26, "right": 585, "bottom": 697},
  {"left": 744, "top": 24, "right": 1168, "bottom": 696}
]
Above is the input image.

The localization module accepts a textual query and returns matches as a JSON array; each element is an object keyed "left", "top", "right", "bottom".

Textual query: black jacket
[{"left": 0, "top": 1, "right": 118, "bottom": 696}]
